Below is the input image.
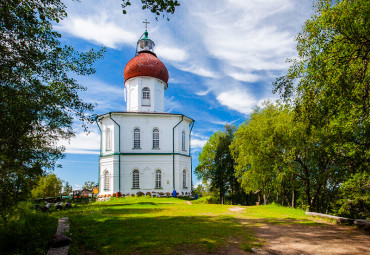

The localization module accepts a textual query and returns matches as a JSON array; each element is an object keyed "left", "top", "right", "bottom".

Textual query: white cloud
[
  {"left": 208, "top": 119, "right": 239, "bottom": 126},
  {"left": 57, "top": 16, "right": 137, "bottom": 48},
  {"left": 216, "top": 88, "right": 257, "bottom": 114},
  {"left": 156, "top": 45, "right": 188, "bottom": 62},
  {"left": 179, "top": 64, "right": 220, "bottom": 78},
  {"left": 58, "top": 131, "right": 100, "bottom": 154},
  {"left": 195, "top": 89, "right": 212, "bottom": 96},
  {"left": 191, "top": 138, "right": 208, "bottom": 149},
  {"left": 228, "top": 72, "right": 260, "bottom": 83}
]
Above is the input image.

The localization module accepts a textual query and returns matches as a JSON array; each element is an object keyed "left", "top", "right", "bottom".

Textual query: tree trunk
[{"left": 263, "top": 194, "right": 266, "bottom": 205}]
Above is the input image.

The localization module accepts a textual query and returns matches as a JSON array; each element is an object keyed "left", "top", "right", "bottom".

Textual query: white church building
[{"left": 97, "top": 30, "right": 194, "bottom": 197}]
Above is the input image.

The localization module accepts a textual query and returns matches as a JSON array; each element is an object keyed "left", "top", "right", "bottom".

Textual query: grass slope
[{"left": 53, "top": 197, "right": 314, "bottom": 255}]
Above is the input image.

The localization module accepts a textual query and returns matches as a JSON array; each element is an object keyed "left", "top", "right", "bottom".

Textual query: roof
[
  {"left": 123, "top": 52, "right": 169, "bottom": 86},
  {"left": 98, "top": 111, "right": 194, "bottom": 122}
]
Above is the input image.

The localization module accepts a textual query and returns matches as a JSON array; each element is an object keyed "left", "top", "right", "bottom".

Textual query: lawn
[{"left": 53, "top": 197, "right": 313, "bottom": 255}]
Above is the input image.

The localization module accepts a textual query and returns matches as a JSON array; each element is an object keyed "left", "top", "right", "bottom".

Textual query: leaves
[
  {"left": 0, "top": 0, "right": 104, "bottom": 214},
  {"left": 121, "top": 0, "right": 180, "bottom": 19}
]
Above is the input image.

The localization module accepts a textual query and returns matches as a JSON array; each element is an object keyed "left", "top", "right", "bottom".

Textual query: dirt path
[{"left": 243, "top": 219, "right": 370, "bottom": 254}]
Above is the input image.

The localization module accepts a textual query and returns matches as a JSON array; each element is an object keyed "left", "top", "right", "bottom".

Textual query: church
[{"left": 97, "top": 29, "right": 194, "bottom": 197}]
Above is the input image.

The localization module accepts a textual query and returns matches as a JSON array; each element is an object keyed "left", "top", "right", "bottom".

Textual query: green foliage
[
  {"left": 121, "top": 0, "right": 180, "bottom": 19},
  {"left": 273, "top": 0, "right": 369, "bottom": 174},
  {"left": 63, "top": 181, "right": 73, "bottom": 195},
  {"left": 230, "top": 102, "right": 303, "bottom": 207},
  {"left": 192, "top": 196, "right": 219, "bottom": 204},
  {"left": 82, "top": 181, "right": 96, "bottom": 190},
  {"left": 31, "top": 174, "right": 63, "bottom": 199},
  {"left": 332, "top": 172, "right": 370, "bottom": 219},
  {"left": 0, "top": 0, "right": 105, "bottom": 215},
  {"left": 195, "top": 125, "right": 244, "bottom": 204},
  {"left": 270, "top": 0, "right": 369, "bottom": 214},
  {"left": 0, "top": 202, "right": 57, "bottom": 255}
]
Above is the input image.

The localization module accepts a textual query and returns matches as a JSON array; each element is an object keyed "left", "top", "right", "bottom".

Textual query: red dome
[{"left": 124, "top": 52, "right": 169, "bottom": 85}]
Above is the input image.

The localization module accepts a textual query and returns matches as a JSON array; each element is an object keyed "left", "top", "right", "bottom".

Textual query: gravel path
[{"left": 244, "top": 220, "right": 370, "bottom": 254}]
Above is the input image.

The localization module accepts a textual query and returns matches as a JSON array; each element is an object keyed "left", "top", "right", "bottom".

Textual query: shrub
[
  {"left": 137, "top": 192, "right": 144, "bottom": 197},
  {"left": 0, "top": 202, "right": 57, "bottom": 254},
  {"left": 146, "top": 192, "right": 151, "bottom": 196},
  {"left": 332, "top": 172, "right": 370, "bottom": 220},
  {"left": 192, "top": 196, "right": 219, "bottom": 204}
]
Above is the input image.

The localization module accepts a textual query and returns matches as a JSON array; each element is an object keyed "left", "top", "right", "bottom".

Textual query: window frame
[
  {"left": 155, "top": 169, "right": 162, "bottom": 189},
  {"left": 132, "top": 170, "right": 140, "bottom": 189},
  {"left": 133, "top": 128, "right": 141, "bottom": 149},
  {"left": 153, "top": 128, "right": 159, "bottom": 149},
  {"left": 142, "top": 87, "right": 151, "bottom": 106},
  {"left": 106, "top": 128, "right": 112, "bottom": 151},
  {"left": 182, "top": 130, "right": 186, "bottom": 151},
  {"left": 183, "top": 169, "right": 187, "bottom": 188},
  {"left": 104, "top": 170, "right": 110, "bottom": 190}
]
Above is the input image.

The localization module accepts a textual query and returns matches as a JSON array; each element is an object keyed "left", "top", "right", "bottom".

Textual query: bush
[
  {"left": 192, "top": 196, "right": 219, "bottom": 204},
  {"left": 0, "top": 202, "right": 57, "bottom": 255},
  {"left": 332, "top": 172, "right": 370, "bottom": 220}
]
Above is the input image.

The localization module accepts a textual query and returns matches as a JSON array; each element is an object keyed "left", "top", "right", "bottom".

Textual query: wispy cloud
[
  {"left": 192, "top": 138, "right": 208, "bottom": 149},
  {"left": 58, "top": 131, "right": 100, "bottom": 155},
  {"left": 156, "top": 45, "right": 188, "bottom": 62},
  {"left": 57, "top": 16, "right": 137, "bottom": 48},
  {"left": 208, "top": 119, "right": 240, "bottom": 126},
  {"left": 195, "top": 89, "right": 212, "bottom": 96},
  {"left": 216, "top": 88, "right": 257, "bottom": 114}
]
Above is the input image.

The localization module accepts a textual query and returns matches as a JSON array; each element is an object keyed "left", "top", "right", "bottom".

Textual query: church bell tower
[{"left": 123, "top": 30, "right": 169, "bottom": 112}]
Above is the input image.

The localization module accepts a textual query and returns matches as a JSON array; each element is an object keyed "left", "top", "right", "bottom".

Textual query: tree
[
  {"left": 31, "top": 174, "right": 63, "bottom": 198},
  {"left": 0, "top": 0, "right": 105, "bottom": 215},
  {"left": 121, "top": 0, "right": 180, "bottom": 19},
  {"left": 63, "top": 182, "right": 72, "bottom": 195},
  {"left": 82, "top": 181, "right": 96, "bottom": 190},
  {"left": 231, "top": 102, "right": 296, "bottom": 205},
  {"left": 195, "top": 125, "right": 237, "bottom": 204},
  {"left": 273, "top": 0, "right": 369, "bottom": 174},
  {"left": 273, "top": 0, "right": 369, "bottom": 212},
  {"left": 332, "top": 172, "right": 370, "bottom": 220}
]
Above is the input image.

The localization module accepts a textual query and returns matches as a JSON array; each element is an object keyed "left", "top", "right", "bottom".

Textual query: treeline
[{"left": 195, "top": 0, "right": 369, "bottom": 220}]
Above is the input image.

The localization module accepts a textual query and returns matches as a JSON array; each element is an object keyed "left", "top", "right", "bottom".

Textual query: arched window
[
  {"left": 183, "top": 170, "right": 187, "bottom": 188},
  {"left": 134, "top": 128, "right": 140, "bottom": 149},
  {"left": 142, "top": 87, "right": 150, "bottom": 106},
  {"left": 182, "top": 130, "right": 186, "bottom": 151},
  {"left": 104, "top": 170, "right": 110, "bottom": 190},
  {"left": 106, "top": 128, "right": 112, "bottom": 151},
  {"left": 155, "top": 170, "right": 161, "bottom": 188},
  {"left": 133, "top": 170, "right": 139, "bottom": 189},
  {"left": 153, "top": 128, "right": 159, "bottom": 149}
]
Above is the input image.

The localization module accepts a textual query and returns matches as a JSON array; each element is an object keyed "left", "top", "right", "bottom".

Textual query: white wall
[
  {"left": 125, "top": 76, "right": 166, "bottom": 112},
  {"left": 98, "top": 113, "right": 193, "bottom": 195}
]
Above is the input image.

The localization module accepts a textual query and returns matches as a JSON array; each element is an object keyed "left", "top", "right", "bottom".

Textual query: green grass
[
  {"left": 0, "top": 202, "right": 58, "bottom": 255},
  {"left": 53, "top": 197, "right": 315, "bottom": 255}
]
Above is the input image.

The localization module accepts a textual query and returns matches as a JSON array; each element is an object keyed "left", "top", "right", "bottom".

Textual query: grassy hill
[{"left": 53, "top": 197, "right": 315, "bottom": 255}]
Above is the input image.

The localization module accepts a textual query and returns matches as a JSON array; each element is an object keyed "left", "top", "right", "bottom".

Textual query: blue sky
[{"left": 54, "top": 0, "right": 314, "bottom": 189}]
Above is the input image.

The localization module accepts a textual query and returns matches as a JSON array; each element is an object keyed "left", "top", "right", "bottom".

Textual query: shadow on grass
[{"left": 69, "top": 214, "right": 255, "bottom": 255}]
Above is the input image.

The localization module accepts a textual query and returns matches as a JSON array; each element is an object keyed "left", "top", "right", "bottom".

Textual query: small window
[
  {"left": 133, "top": 170, "right": 139, "bottom": 189},
  {"left": 182, "top": 131, "right": 186, "bottom": 151},
  {"left": 104, "top": 170, "right": 110, "bottom": 190},
  {"left": 134, "top": 128, "right": 140, "bottom": 149},
  {"left": 153, "top": 128, "right": 159, "bottom": 149},
  {"left": 106, "top": 128, "right": 112, "bottom": 151},
  {"left": 183, "top": 170, "right": 187, "bottom": 188},
  {"left": 142, "top": 87, "right": 150, "bottom": 106},
  {"left": 155, "top": 170, "right": 161, "bottom": 188}
]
